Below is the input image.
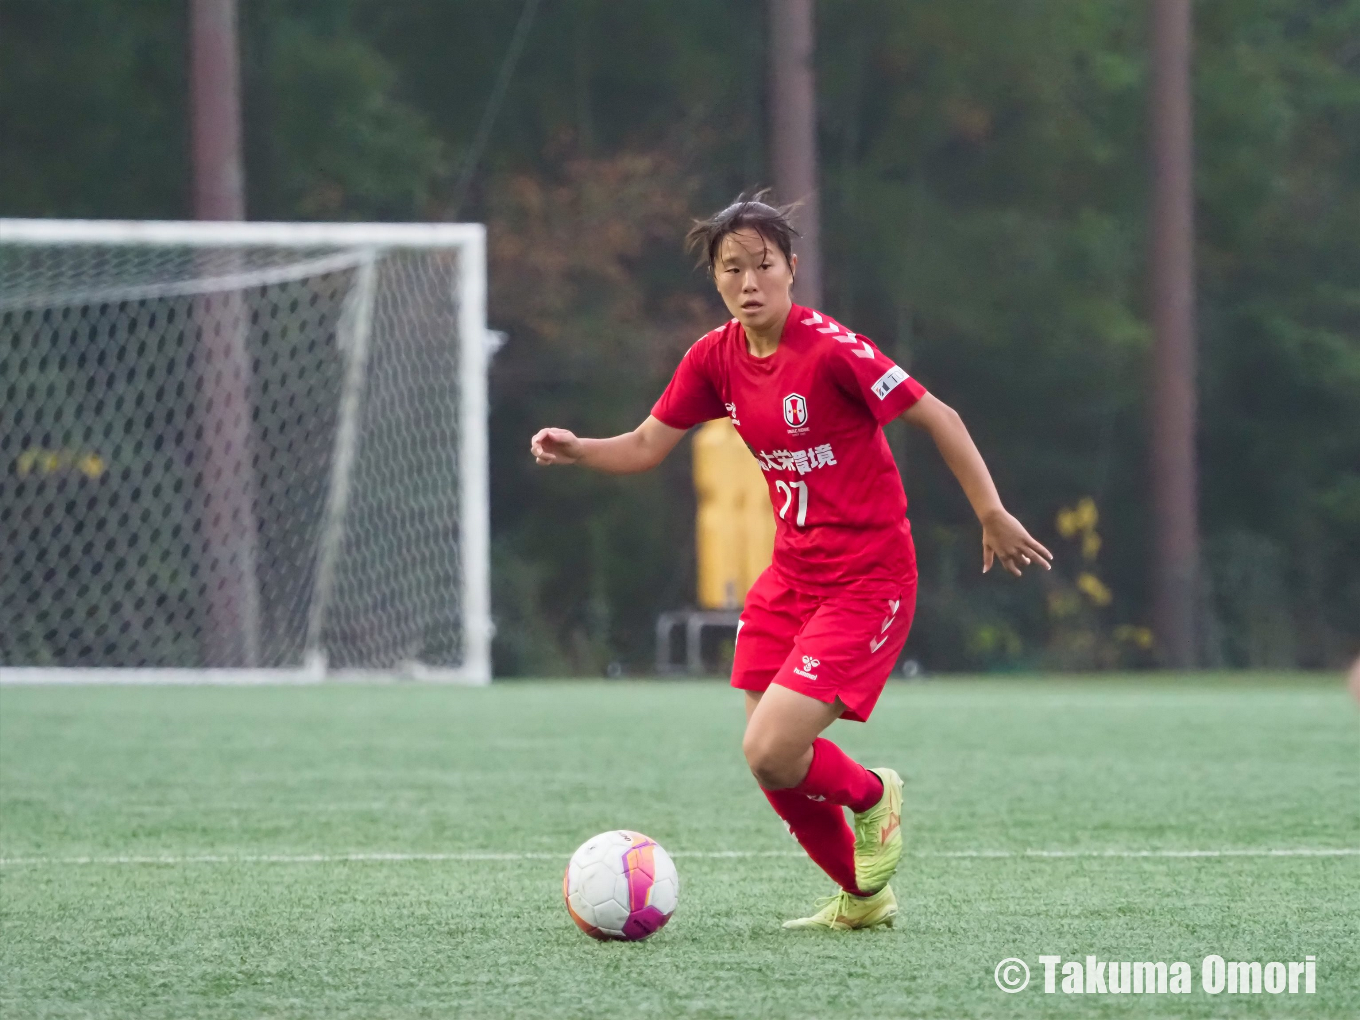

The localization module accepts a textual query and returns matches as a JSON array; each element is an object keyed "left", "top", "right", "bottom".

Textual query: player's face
[{"left": 713, "top": 229, "right": 797, "bottom": 334}]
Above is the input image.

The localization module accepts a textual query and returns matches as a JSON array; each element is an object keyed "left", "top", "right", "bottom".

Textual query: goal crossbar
[{"left": 0, "top": 219, "right": 483, "bottom": 248}]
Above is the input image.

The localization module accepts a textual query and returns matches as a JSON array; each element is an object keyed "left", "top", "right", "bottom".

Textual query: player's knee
[{"left": 743, "top": 729, "right": 798, "bottom": 789}]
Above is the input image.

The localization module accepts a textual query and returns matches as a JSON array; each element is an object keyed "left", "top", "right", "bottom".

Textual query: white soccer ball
[{"left": 563, "top": 830, "right": 678, "bottom": 941}]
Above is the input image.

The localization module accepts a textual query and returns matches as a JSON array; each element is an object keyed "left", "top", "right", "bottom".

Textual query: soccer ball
[{"left": 563, "top": 830, "right": 678, "bottom": 941}]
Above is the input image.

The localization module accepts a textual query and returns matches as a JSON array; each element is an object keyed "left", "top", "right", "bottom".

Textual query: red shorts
[{"left": 730, "top": 567, "right": 917, "bottom": 722}]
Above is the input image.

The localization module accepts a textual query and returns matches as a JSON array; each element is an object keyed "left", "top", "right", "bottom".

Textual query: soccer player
[{"left": 531, "top": 195, "right": 1052, "bottom": 930}]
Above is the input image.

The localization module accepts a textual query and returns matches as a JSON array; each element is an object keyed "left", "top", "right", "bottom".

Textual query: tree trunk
[
  {"left": 191, "top": 0, "right": 245, "bottom": 221},
  {"left": 190, "top": 0, "right": 260, "bottom": 665},
  {"left": 768, "top": 0, "right": 822, "bottom": 310},
  {"left": 1148, "top": 0, "right": 1199, "bottom": 668}
]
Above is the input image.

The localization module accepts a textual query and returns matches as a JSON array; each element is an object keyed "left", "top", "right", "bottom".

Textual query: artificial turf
[{"left": 1, "top": 676, "right": 1356, "bottom": 1019}]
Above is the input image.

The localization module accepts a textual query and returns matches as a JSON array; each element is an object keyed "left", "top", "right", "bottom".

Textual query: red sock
[
  {"left": 794, "top": 738, "right": 883, "bottom": 814},
  {"left": 762, "top": 786, "right": 864, "bottom": 895}
]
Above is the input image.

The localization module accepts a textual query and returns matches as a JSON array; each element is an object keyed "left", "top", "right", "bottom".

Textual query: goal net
[{"left": 0, "top": 220, "right": 490, "bottom": 683}]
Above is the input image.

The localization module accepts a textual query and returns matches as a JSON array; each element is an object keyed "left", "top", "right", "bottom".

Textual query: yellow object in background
[
  {"left": 15, "top": 447, "right": 106, "bottom": 479},
  {"left": 693, "top": 418, "right": 775, "bottom": 609}
]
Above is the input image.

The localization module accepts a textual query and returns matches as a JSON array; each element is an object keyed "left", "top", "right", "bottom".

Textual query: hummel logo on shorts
[{"left": 869, "top": 599, "right": 901, "bottom": 653}]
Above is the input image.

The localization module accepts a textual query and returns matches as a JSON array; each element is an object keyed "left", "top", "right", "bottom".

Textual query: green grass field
[{"left": 2, "top": 676, "right": 1357, "bottom": 1019}]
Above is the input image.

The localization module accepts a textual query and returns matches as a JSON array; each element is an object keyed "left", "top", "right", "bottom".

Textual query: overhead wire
[{"left": 448, "top": 0, "right": 542, "bottom": 219}]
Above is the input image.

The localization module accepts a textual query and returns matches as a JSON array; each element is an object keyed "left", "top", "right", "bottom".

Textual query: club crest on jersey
[{"left": 782, "top": 393, "right": 809, "bottom": 428}]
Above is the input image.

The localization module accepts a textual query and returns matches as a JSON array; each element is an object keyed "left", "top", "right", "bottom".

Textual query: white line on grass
[
  {"left": 1, "top": 848, "right": 1356, "bottom": 867},
  {"left": 933, "top": 848, "right": 1360, "bottom": 859}
]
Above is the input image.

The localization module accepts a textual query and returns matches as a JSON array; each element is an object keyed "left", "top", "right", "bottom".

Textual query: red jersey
[{"left": 652, "top": 304, "right": 927, "bottom": 595}]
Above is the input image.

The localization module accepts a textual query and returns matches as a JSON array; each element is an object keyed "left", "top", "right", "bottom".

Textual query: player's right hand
[{"left": 531, "top": 427, "right": 583, "bottom": 465}]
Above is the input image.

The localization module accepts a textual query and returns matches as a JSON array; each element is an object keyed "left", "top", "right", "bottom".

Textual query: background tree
[
  {"left": 1148, "top": 0, "right": 1199, "bottom": 668},
  {"left": 769, "top": 0, "right": 823, "bottom": 307}
]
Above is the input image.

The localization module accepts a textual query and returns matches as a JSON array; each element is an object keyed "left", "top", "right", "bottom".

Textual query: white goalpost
[{"left": 0, "top": 219, "right": 492, "bottom": 685}]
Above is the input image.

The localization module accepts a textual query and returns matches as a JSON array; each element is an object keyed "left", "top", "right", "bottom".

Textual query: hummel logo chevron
[
  {"left": 869, "top": 597, "right": 902, "bottom": 652},
  {"left": 801, "top": 313, "right": 875, "bottom": 358}
]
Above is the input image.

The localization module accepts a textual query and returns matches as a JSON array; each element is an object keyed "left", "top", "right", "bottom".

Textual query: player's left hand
[{"left": 981, "top": 509, "right": 1053, "bottom": 577}]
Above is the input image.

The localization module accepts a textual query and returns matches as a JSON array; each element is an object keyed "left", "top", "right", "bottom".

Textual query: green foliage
[
  {"left": 0, "top": 0, "right": 188, "bottom": 218},
  {"left": 482, "top": 150, "right": 713, "bottom": 673},
  {"left": 814, "top": 1, "right": 1153, "bottom": 670},
  {"left": 241, "top": 1, "right": 446, "bottom": 220},
  {"left": 1, "top": 0, "right": 1356, "bottom": 671},
  {"left": 1195, "top": 0, "right": 1360, "bottom": 665}
]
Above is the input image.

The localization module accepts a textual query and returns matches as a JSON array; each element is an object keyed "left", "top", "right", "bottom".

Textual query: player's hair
[{"left": 685, "top": 189, "right": 800, "bottom": 280}]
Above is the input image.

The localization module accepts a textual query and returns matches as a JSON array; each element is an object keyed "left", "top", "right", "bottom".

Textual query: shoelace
[{"left": 811, "top": 890, "right": 851, "bottom": 918}]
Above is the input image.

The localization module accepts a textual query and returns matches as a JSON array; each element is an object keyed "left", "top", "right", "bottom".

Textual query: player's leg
[
  {"left": 732, "top": 571, "right": 900, "bottom": 927},
  {"left": 762, "top": 585, "right": 915, "bottom": 927},
  {"left": 744, "top": 682, "right": 891, "bottom": 902},
  {"left": 743, "top": 685, "right": 866, "bottom": 897},
  {"left": 732, "top": 575, "right": 867, "bottom": 899},
  {"left": 743, "top": 682, "right": 880, "bottom": 804},
  {"left": 789, "top": 587, "right": 915, "bottom": 894}
]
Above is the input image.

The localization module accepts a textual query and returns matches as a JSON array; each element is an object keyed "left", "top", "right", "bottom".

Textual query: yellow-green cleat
[
  {"left": 853, "top": 767, "right": 903, "bottom": 894},
  {"left": 782, "top": 884, "right": 897, "bottom": 930}
]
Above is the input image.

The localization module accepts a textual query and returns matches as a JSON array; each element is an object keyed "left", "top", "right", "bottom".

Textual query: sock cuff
[
  {"left": 794, "top": 736, "right": 839, "bottom": 797},
  {"left": 795, "top": 737, "right": 881, "bottom": 812}
]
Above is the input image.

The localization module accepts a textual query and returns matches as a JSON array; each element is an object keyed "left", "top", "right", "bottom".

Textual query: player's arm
[
  {"left": 530, "top": 416, "right": 686, "bottom": 475},
  {"left": 899, "top": 393, "right": 1053, "bottom": 577}
]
